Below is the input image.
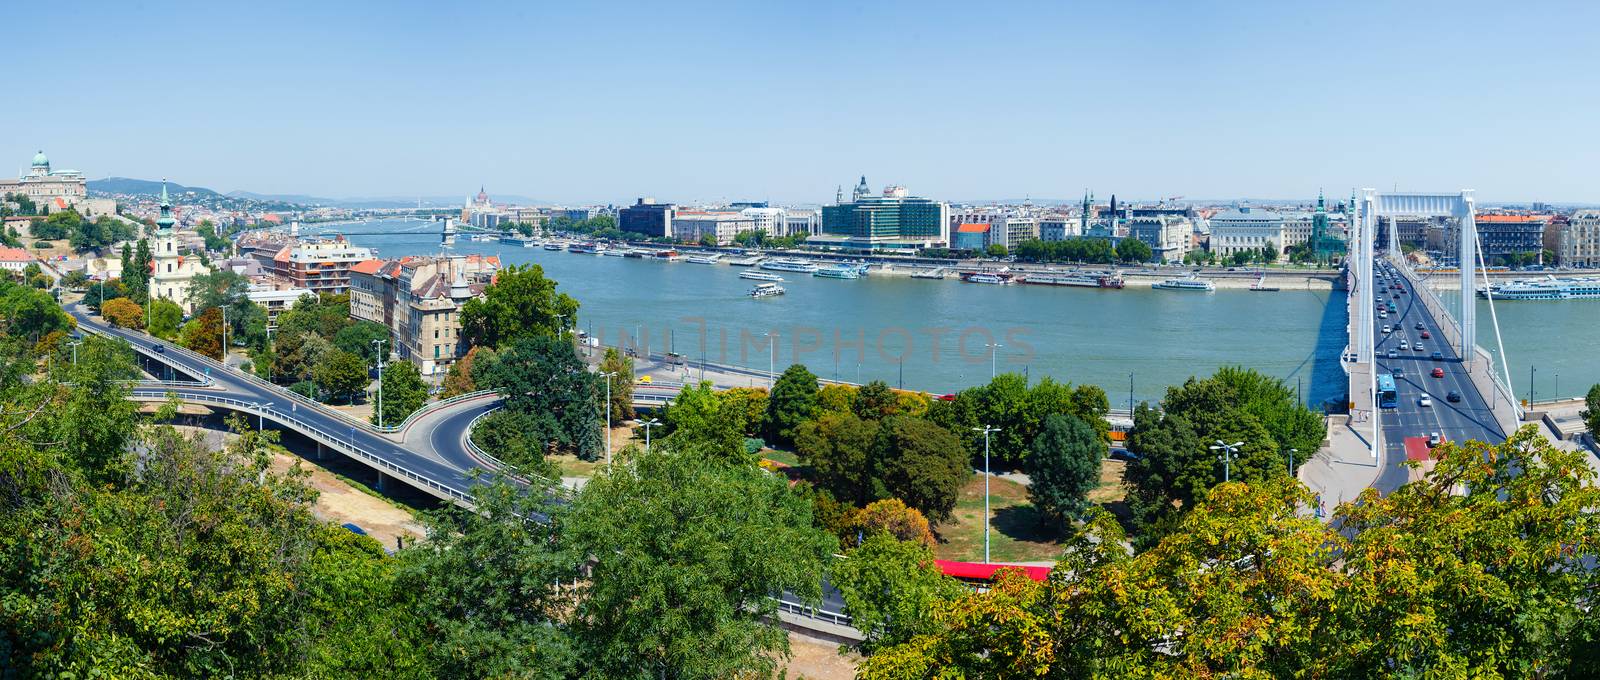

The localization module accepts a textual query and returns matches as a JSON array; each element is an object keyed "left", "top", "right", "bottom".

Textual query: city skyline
[{"left": 8, "top": 1, "right": 1600, "bottom": 204}]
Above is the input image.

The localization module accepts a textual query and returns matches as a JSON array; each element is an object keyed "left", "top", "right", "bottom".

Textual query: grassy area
[
  {"left": 935, "top": 459, "right": 1130, "bottom": 564},
  {"left": 761, "top": 448, "right": 800, "bottom": 466},
  {"left": 550, "top": 453, "right": 603, "bottom": 478}
]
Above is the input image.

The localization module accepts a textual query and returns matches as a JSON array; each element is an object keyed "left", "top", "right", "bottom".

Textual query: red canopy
[{"left": 935, "top": 559, "right": 1050, "bottom": 582}]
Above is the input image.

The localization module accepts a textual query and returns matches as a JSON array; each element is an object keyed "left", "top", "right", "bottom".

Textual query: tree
[
  {"left": 179, "top": 307, "right": 226, "bottom": 360},
  {"left": 716, "top": 386, "right": 768, "bottom": 438},
  {"left": 333, "top": 320, "right": 391, "bottom": 364},
  {"left": 832, "top": 534, "right": 965, "bottom": 653},
  {"left": 869, "top": 416, "right": 970, "bottom": 523},
  {"left": 272, "top": 331, "right": 334, "bottom": 385},
  {"left": 764, "top": 363, "right": 819, "bottom": 446},
  {"left": 123, "top": 238, "right": 152, "bottom": 304},
  {"left": 659, "top": 381, "right": 747, "bottom": 460},
  {"left": 817, "top": 382, "right": 858, "bottom": 415},
  {"left": 1583, "top": 384, "right": 1600, "bottom": 436},
  {"left": 275, "top": 292, "right": 350, "bottom": 341},
  {"left": 598, "top": 346, "right": 635, "bottom": 422},
  {"left": 0, "top": 279, "right": 74, "bottom": 342},
  {"left": 986, "top": 243, "right": 1009, "bottom": 258},
  {"left": 472, "top": 334, "right": 603, "bottom": 460},
  {"left": 458, "top": 263, "right": 579, "bottom": 348},
  {"left": 375, "top": 360, "right": 428, "bottom": 426},
  {"left": 847, "top": 498, "right": 937, "bottom": 547},
  {"left": 147, "top": 297, "right": 183, "bottom": 339},
  {"left": 187, "top": 269, "right": 265, "bottom": 348},
  {"left": 794, "top": 411, "right": 882, "bottom": 505},
  {"left": 395, "top": 476, "right": 575, "bottom": 677},
  {"left": 314, "top": 350, "right": 370, "bottom": 403},
  {"left": 1116, "top": 237, "right": 1153, "bottom": 262},
  {"left": 855, "top": 379, "right": 903, "bottom": 420},
  {"left": 101, "top": 296, "right": 144, "bottom": 329},
  {"left": 566, "top": 444, "right": 835, "bottom": 678},
  {"left": 1026, "top": 413, "right": 1102, "bottom": 524},
  {"left": 440, "top": 345, "right": 494, "bottom": 398}
]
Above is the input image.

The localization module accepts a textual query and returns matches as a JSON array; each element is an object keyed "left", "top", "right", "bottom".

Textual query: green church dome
[{"left": 31, "top": 151, "right": 48, "bottom": 167}]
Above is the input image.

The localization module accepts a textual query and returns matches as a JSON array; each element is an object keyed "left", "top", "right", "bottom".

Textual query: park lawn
[
  {"left": 762, "top": 448, "right": 800, "bottom": 466},
  {"left": 550, "top": 453, "right": 603, "bottom": 478},
  {"left": 936, "top": 475, "right": 1064, "bottom": 564},
  {"left": 936, "top": 459, "right": 1131, "bottom": 564}
]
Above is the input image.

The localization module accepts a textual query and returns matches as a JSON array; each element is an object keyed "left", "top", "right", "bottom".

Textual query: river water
[{"left": 319, "top": 218, "right": 1593, "bottom": 408}]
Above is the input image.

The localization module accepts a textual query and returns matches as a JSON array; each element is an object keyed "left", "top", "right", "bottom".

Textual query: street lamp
[
  {"left": 68, "top": 339, "right": 81, "bottom": 368},
  {"left": 599, "top": 370, "right": 616, "bottom": 465},
  {"left": 371, "top": 339, "right": 386, "bottom": 428},
  {"left": 985, "top": 342, "right": 1003, "bottom": 380},
  {"left": 972, "top": 425, "right": 1001, "bottom": 564},
  {"left": 1128, "top": 371, "right": 1135, "bottom": 413},
  {"left": 1210, "top": 440, "right": 1243, "bottom": 483},
  {"left": 1286, "top": 448, "right": 1298, "bottom": 478},
  {"left": 254, "top": 402, "right": 274, "bottom": 431},
  {"left": 767, "top": 330, "right": 778, "bottom": 388},
  {"left": 641, "top": 417, "right": 661, "bottom": 453}
]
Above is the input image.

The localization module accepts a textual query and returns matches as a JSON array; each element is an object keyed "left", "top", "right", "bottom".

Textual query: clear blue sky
[{"left": 7, "top": 0, "right": 1598, "bottom": 204}]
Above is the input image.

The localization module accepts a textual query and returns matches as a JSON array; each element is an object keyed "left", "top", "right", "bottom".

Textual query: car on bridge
[
  {"left": 1431, "top": 351, "right": 1443, "bottom": 360},
  {"left": 1388, "top": 350, "right": 1398, "bottom": 359},
  {"left": 1447, "top": 390, "right": 1462, "bottom": 403},
  {"left": 1415, "top": 322, "right": 1424, "bottom": 330},
  {"left": 1421, "top": 331, "right": 1430, "bottom": 339},
  {"left": 1432, "top": 367, "right": 1445, "bottom": 378},
  {"left": 1419, "top": 395, "right": 1433, "bottom": 407}
]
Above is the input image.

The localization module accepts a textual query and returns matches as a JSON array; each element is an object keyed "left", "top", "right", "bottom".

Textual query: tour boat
[
  {"left": 1153, "top": 276, "right": 1216, "bottom": 291},
  {"left": 740, "top": 271, "right": 784, "bottom": 282},
  {"left": 761, "top": 258, "right": 819, "bottom": 273},
  {"left": 749, "top": 282, "right": 786, "bottom": 298}
]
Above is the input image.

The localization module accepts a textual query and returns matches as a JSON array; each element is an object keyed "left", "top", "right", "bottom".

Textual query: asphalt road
[
  {"left": 1370, "top": 264, "right": 1505, "bottom": 492},
  {"left": 69, "top": 302, "right": 486, "bottom": 502}
]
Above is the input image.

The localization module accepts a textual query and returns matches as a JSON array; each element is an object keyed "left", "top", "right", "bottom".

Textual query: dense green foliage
[
  {"left": 188, "top": 269, "right": 268, "bottom": 350},
  {"left": 314, "top": 349, "right": 371, "bottom": 403},
  {"left": 927, "top": 373, "right": 1110, "bottom": 468},
  {"left": 1123, "top": 366, "right": 1325, "bottom": 546},
  {"left": 658, "top": 380, "right": 748, "bottom": 461},
  {"left": 147, "top": 297, "right": 183, "bottom": 339},
  {"left": 458, "top": 263, "right": 579, "bottom": 348},
  {"left": 334, "top": 320, "right": 391, "bottom": 364},
  {"left": 374, "top": 360, "right": 429, "bottom": 427},
  {"left": 763, "top": 363, "right": 820, "bottom": 446},
  {"left": 0, "top": 299, "right": 839, "bottom": 678},
  {"left": 178, "top": 306, "right": 226, "bottom": 360},
  {"left": 472, "top": 334, "right": 603, "bottom": 462},
  {"left": 597, "top": 346, "right": 635, "bottom": 421},
  {"left": 0, "top": 277, "right": 74, "bottom": 343},
  {"left": 1025, "top": 413, "right": 1103, "bottom": 523},
  {"left": 831, "top": 534, "right": 965, "bottom": 653},
  {"left": 567, "top": 444, "right": 835, "bottom": 678},
  {"left": 1011, "top": 237, "right": 1118, "bottom": 264},
  {"left": 861, "top": 428, "right": 1600, "bottom": 677}
]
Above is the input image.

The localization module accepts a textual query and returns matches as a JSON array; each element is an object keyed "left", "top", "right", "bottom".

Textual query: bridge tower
[{"left": 442, "top": 217, "right": 457, "bottom": 247}]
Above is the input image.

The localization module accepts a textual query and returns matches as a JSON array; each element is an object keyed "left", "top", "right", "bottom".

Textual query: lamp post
[
  {"left": 599, "top": 370, "right": 616, "bottom": 466},
  {"left": 985, "top": 342, "right": 1003, "bottom": 380},
  {"left": 1128, "top": 371, "right": 1135, "bottom": 413},
  {"left": 767, "top": 330, "right": 778, "bottom": 388},
  {"left": 221, "top": 304, "right": 228, "bottom": 367},
  {"left": 972, "top": 425, "right": 1001, "bottom": 564},
  {"left": 641, "top": 417, "right": 661, "bottom": 452},
  {"left": 1287, "top": 448, "right": 1298, "bottom": 478},
  {"left": 371, "top": 339, "right": 385, "bottom": 428},
  {"left": 1529, "top": 365, "right": 1536, "bottom": 404},
  {"left": 1210, "top": 440, "right": 1243, "bottom": 483},
  {"left": 68, "top": 339, "right": 81, "bottom": 368}
]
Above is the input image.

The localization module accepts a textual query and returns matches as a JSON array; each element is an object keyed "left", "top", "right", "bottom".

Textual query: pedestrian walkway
[{"left": 1299, "top": 414, "right": 1381, "bottom": 519}]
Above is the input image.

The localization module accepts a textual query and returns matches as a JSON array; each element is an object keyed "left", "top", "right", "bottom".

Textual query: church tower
[
  {"left": 150, "top": 181, "right": 200, "bottom": 314},
  {"left": 852, "top": 175, "right": 870, "bottom": 202}
]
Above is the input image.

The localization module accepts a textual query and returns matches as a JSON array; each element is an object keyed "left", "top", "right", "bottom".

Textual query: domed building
[{"left": 0, "top": 150, "right": 88, "bottom": 211}]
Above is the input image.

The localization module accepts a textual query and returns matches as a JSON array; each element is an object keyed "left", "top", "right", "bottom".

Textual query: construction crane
[{"left": 1161, "top": 195, "right": 1185, "bottom": 205}]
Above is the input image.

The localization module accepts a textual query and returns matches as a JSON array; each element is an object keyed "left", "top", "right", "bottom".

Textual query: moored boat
[{"left": 740, "top": 270, "right": 784, "bottom": 282}]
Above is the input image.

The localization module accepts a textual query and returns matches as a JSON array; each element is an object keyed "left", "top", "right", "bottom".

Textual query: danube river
[
  {"left": 327, "top": 219, "right": 1599, "bottom": 407},
  {"left": 331, "top": 219, "right": 1348, "bottom": 408}
]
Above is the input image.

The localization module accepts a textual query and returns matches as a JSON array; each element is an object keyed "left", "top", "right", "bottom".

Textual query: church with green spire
[{"left": 149, "top": 181, "right": 213, "bottom": 314}]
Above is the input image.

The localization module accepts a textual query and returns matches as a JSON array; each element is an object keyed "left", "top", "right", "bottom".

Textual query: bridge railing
[
  {"left": 129, "top": 389, "right": 476, "bottom": 507},
  {"left": 78, "top": 306, "right": 499, "bottom": 438},
  {"left": 372, "top": 389, "right": 499, "bottom": 434}
]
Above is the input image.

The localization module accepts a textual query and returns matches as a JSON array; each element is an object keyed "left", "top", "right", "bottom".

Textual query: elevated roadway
[{"left": 1369, "top": 260, "right": 1505, "bottom": 492}]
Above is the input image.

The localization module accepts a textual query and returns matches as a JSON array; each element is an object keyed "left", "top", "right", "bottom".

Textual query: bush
[
  {"left": 33, "top": 240, "right": 53, "bottom": 249},
  {"left": 289, "top": 380, "right": 320, "bottom": 400}
]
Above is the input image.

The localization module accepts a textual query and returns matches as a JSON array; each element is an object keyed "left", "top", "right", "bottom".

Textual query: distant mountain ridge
[{"left": 89, "top": 177, "right": 222, "bottom": 197}]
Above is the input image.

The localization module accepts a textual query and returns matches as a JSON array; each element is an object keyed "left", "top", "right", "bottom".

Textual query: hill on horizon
[{"left": 89, "top": 177, "right": 222, "bottom": 197}]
